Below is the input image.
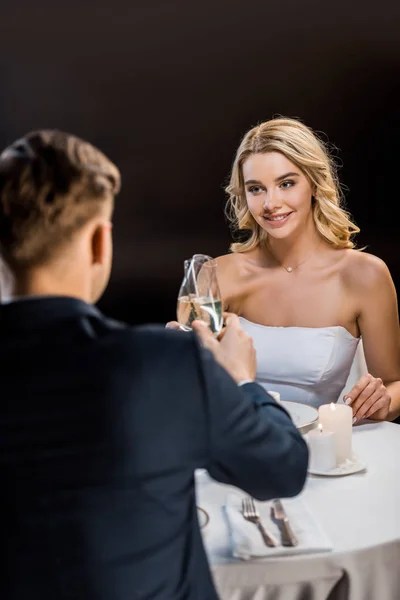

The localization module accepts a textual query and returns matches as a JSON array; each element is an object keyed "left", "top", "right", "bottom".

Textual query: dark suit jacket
[{"left": 0, "top": 297, "right": 308, "bottom": 600}]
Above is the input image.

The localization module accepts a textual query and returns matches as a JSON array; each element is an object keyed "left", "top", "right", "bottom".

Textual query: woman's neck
[{"left": 264, "top": 222, "right": 323, "bottom": 269}]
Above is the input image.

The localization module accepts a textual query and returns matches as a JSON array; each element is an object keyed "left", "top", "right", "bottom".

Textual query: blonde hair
[{"left": 226, "top": 117, "right": 359, "bottom": 252}]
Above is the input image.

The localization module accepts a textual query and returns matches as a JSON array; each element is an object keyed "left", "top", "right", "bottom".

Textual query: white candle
[
  {"left": 307, "top": 424, "right": 336, "bottom": 471},
  {"left": 318, "top": 403, "right": 352, "bottom": 464}
]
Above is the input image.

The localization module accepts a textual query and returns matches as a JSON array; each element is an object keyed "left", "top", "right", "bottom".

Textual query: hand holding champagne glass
[
  {"left": 176, "top": 254, "right": 223, "bottom": 335},
  {"left": 192, "top": 313, "right": 256, "bottom": 383}
]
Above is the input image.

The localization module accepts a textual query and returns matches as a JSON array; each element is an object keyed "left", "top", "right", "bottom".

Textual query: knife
[{"left": 271, "top": 499, "right": 298, "bottom": 546}]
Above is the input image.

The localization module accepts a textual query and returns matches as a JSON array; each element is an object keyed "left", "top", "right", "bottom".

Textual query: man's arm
[{"left": 193, "top": 322, "right": 308, "bottom": 501}]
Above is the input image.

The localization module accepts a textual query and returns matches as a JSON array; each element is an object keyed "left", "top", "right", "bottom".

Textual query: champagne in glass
[
  {"left": 177, "top": 295, "right": 223, "bottom": 334},
  {"left": 177, "top": 254, "right": 223, "bottom": 335}
]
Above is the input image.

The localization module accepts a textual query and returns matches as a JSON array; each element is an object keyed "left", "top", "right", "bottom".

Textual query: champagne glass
[{"left": 177, "top": 254, "right": 223, "bottom": 335}]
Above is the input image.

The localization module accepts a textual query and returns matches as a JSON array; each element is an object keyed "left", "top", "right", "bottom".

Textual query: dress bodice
[{"left": 239, "top": 317, "right": 360, "bottom": 408}]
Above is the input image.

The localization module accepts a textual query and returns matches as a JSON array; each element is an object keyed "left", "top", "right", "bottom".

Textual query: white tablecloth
[{"left": 196, "top": 421, "right": 400, "bottom": 600}]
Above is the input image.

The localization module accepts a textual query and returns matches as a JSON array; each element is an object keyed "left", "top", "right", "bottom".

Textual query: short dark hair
[{"left": 0, "top": 130, "right": 120, "bottom": 269}]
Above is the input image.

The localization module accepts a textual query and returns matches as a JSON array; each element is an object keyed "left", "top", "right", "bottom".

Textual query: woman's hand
[{"left": 344, "top": 373, "right": 391, "bottom": 423}]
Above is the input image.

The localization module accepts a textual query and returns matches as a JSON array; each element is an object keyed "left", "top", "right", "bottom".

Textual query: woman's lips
[{"left": 262, "top": 212, "right": 293, "bottom": 228}]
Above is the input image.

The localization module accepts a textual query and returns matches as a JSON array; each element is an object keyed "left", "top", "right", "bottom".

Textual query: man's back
[{"left": 0, "top": 297, "right": 308, "bottom": 600}]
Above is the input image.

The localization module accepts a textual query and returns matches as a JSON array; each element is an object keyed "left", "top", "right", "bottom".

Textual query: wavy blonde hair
[{"left": 226, "top": 117, "right": 359, "bottom": 252}]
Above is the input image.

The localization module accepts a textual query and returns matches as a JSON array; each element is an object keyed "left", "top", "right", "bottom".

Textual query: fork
[{"left": 242, "top": 497, "right": 279, "bottom": 547}]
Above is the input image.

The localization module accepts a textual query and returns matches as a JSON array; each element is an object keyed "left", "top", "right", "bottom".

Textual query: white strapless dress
[{"left": 240, "top": 317, "right": 366, "bottom": 408}]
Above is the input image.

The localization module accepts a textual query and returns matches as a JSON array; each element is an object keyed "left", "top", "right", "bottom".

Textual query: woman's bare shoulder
[
  {"left": 215, "top": 251, "right": 258, "bottom": 306},
  {"left": 215, "top": 250, "right": 262, "bottom": 280},
  {"left": 215, "top": 251, "right": 245, "bottom": 272},
  {"left": 216, "top": 248, "right": 261, "bottom": 267},
  {"left": 341, "top": 249, "right": 393, "bottom": 290}
]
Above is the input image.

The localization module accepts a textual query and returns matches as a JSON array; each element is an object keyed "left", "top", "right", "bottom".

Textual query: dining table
[{"left": 196, "top": 420, "right": 400, "bottom": 600}]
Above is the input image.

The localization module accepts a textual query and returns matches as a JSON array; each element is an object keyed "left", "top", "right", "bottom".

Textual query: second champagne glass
[{"left": 176, "top": 254, "right": 223, "bottom": 335}]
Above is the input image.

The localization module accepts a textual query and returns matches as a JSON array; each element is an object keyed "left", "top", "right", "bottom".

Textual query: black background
[{"left": 1, "top": 0, "right": 399, "bottom": 324}]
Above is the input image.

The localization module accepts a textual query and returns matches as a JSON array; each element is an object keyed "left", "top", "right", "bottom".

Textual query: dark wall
[{"left": 1, "top": 0, "right": 399, "bottom": 324}]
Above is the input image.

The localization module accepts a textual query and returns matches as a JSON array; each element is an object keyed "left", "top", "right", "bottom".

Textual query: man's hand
[
  {"left": 165, "top": 321, "right": 182, "bottom": 330},
  {"left": 192, "top": 312, "right": 256, "bottom": 383}
]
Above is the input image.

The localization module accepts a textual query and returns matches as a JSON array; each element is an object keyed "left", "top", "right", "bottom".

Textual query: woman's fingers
[{"left": 345, "top": 374, "right": 390, "bottom": 422}]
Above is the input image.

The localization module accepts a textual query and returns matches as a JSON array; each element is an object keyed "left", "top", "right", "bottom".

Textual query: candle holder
[{"left": 306, "top": 403, "right": 367, "bottom": 477}]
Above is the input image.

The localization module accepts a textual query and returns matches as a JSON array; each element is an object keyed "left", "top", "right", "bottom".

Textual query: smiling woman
[
  {"left": 215, "top": 117, "right": 400, "bottom": 422},
  {"left": 226, "top": 118, "right": 359, "bottom": 254}
]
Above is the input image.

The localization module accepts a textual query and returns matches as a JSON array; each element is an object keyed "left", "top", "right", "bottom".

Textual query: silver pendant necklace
[{"left": 268, "top": 241, "right": 321, "bottom": 273}]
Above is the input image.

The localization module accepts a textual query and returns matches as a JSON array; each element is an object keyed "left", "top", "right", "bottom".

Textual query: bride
[{"left": 213, "top": 117, "right": 400, "bottom": 422}]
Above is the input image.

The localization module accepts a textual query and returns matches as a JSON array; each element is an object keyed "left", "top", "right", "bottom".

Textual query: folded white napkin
[{"left": 224, "top": 493, "right": 332, "bottom": 560}]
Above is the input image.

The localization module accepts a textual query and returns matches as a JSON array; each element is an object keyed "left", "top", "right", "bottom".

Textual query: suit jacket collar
[{"left": 0, "top": 296, "right": 100, "bottom": 333}]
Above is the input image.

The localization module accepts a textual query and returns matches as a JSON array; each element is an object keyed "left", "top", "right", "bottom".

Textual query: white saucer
[
  {"left": 308, "top": 454, "right": 367, "bottom": 477},
  {"left": 280, "top": 400, "right": 318, "bottom": 434}
]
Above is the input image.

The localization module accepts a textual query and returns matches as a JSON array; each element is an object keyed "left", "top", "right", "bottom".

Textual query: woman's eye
[
  {"left": 247, "top": 185, "right": 263, "bottom": 194},
  {"left": 280, "top": 180, "right": 294, "bottom": 189}
]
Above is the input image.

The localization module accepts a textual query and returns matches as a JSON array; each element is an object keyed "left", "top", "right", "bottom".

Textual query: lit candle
[
  {"left": 307, "top": 424, "right": 336, "bottom": 471},
  {"left": 318, "top": 403, "right": 352, "bottom": 464}
]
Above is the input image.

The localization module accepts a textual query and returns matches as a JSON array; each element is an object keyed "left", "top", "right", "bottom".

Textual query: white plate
[
  {"left": 308, "top": 454, "right": 367, "bottom": 477},
  {"left": 280, "top": 400, "right": 318, "bottom": 434}
]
